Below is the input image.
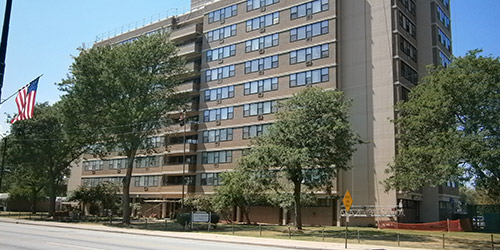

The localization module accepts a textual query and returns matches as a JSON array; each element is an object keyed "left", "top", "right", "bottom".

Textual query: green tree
[
  {"left": 70, "top": 182, "right": 120, "bottom": 216},
  {"left": 212, "top": 170, "right": 265, "bottom": 224},
  {"left": 59, "top": 32, "right": 186, "bottom": 224},
  {"left": 385, "top": 51, "right": 500, "bottom": 200},
  {"left": 7, "top": 103, "right": 90, "bottom": 216},
  {"left": 239, "top": 87, "right": 359, "bottom": 229}
]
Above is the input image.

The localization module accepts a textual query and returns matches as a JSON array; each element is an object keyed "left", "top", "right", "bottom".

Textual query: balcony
[
  {"left": 184, "top": 61, "right": 201, "bottom": 75},
  {"left": 161, "top": 185, "right": 195, "bottom": 194},
  {"left": 162, "top": 163, "right": 196, "bottom": 174},
  {"left": 176, "top": 80, "right": 199, "bottom": 93},
  {"left": 166, "top": 142, "right": 197, "bottom": 154},
  {"left": 170, "top": 24, "right": 203, "bottom": 43},
  {"left": 166, "top": 122, "right": 198, "bottom": 135},
  {"left": 177, "top": 42, "right": 201, "bottom": 59}
]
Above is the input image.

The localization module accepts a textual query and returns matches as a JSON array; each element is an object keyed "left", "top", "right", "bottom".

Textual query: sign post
[{"left": 343, "top": 190, "right": 353, "bottom": 249}]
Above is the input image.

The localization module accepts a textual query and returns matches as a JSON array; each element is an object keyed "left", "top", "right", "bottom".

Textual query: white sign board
[{"left": 192, "top": 212, "right": 210, "bottom": 222}]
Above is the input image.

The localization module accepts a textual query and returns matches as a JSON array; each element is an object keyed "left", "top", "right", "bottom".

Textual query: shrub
[{"left": 176, "top": 213, "right": 191, "bottom": 226}]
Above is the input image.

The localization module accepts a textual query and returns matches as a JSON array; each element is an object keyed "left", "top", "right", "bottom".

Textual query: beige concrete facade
[{"left": 69, "top": 0, "right": 458, "bottom": 225}]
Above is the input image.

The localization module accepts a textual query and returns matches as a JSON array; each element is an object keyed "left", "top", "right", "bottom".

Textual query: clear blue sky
[{"left": 0, "top": 0, "right": 498, "bottom": 134}]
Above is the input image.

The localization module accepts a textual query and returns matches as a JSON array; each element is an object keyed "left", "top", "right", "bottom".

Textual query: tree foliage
[
  {"left": 7, "top": 103, "right": 89, "bottom": 215},
  {"left": 212, "top": 170, "right": 266, "bottom": 224},
  {"left": 69, "top": 182, "right": 120, "bottom": 216},
  {"left": 386, "top": 51, "right": 500, "bottom": 200},
  {"left": 239, "top": 87, "right": 359, "bottom": 229},
  {"left": 59, "top": 32, "right": 186, "bottom": 224}
]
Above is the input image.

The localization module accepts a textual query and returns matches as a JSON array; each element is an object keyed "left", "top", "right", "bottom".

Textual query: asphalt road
[{"left": 0, "top": 221, "right": 289, "bottom": 250}]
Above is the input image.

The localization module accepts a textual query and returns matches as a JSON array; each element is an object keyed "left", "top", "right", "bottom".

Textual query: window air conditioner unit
[
  {"left": 258, "top": 92, "right": 264, "bottom": 98},
  {"left": 219, "top": 39, "right": 224, "bottom": 44},
  {"left": 260, "top": 27, "right": 266, "bottom": 33},
  {"left": 260, "top": 6, "right": 266, "bottom": 12},
  {"left": 218, "top": 59, "right": 224, "bottom": 64},
  {"left": 144, "top": 187, "right": 149, "bottom": 191},
  {"left": 216, "top": 120, "right": 221, "bottom": 125},
  {"left": 306, "top": 60, "right": 313, "bottom": 66},
  {"left": 258, "top": 115, "right": 264, "bottom": 120},
  {"left": 259, "top": 48, "right": 265, "bottom": 54},
  {"left": 259, "top": 70, "right": 265, "bottom": 75}
]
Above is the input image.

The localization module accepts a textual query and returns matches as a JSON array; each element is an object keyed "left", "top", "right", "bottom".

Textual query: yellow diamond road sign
[{"left": 343, "top": 190, "right": 353, "bottom": 212}]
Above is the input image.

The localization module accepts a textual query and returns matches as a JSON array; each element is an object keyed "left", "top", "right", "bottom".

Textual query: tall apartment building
[{"left": 68, "top": 0, "right": 458, "bottom": 225}]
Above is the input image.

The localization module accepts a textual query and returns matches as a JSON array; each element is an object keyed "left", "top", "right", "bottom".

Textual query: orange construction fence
[{"left": 378, "top": 219, "right": 463, "bottom": 232}]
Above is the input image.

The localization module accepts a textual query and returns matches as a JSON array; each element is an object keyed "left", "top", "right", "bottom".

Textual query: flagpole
[
  {"left": 0, "top": 0, "right": 13, "bottom": 102},
  {"left": 0, "top": 74, "right": 42, "bottom": 105}
]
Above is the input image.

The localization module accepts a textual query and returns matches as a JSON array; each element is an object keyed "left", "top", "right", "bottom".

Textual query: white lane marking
[{"left": 46, "top": 242, "right": 107, "bottom": 250}]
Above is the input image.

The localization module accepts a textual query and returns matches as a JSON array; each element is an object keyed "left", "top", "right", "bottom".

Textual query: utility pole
[
  {"left": 180, "top": 110, "right": 186, "bottom": 210},
  {"left": 0, "top": 137, "right": 7, "bottom": 192},
  {"left": 0, "top": 0, "right": 13, "bottom": 101}
]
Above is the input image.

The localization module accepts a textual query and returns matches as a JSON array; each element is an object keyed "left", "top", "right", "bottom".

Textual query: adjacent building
[{"left": 68, "top": 0, "right": 458, "bottom": 225}]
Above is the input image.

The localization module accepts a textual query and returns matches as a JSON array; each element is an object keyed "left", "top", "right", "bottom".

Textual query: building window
[
  {"left": 437, "top": 28, "right": 451, "bottom": 51},
  {"left": 206, "top": 45, "right": 236, "bottom": 62},
  {"left": 203, "top": 128, "right": 234, "bottom": 143},
  {"left": 108, "top": 158, "right": 129, "bottom": 170},
  {"left": 399, "top": 0, "right": 416, "bottom": 16},
  {"left": 244, "top": 77, "right": 279, "bottom": 95},
  {"left": 162, "top": 175, "right": 194, "bottom": 186},
  {"left": 204, "top": 85, "right": 235, "bottom": 102},
  {"left": 290, "top": 20, "right": 329, "bottom": 42},
  {"left": 439, "top": 51, "right": 451, "bottom": 67},
  {"left": 166, "top": 155, "right": 197, "bottom": 165},
  {"left": 290, "top": 44, "right": 329, "bottom": 64},
  {"left": 202, "top": 151, "right": 233, "bottom": 164},
  {"left": 203, "top": 107, "right": 234, "bottom": 122},
  {"left": 245, "top": 33, "right": 279, "bottom": 52},
  {"left": 83, "top": 160, "right": 103, "bottom": 171},
  {"left": 134, "top": 175, "right": 159, "bottom": 187},
  {"left": 398, "top": 12, "right": 416, "bottom": 38},
  {"left": 208, "top": 4, "right": 238, "bottom": 23},
  {"left": 401, "top": 62, "right": 418, "bottom": 84},
  {"left": 242, "top": 124, "right": 271, "bottom": 139},
  {"left": 247, "top": 0, "right": 280, "bottom": 11},
  {"left": 436, "top": 5, "right": 450, "bottom": 29},
  {"left": 246, "top": 12, "right": 280, "bottom": 32},
  {"left": 207, "top": 24, "right": 237, "bottom": 42},
  {"left": 205, "top": 65, "right": 235, "bottom": 82},
  {"left": 289, "top": 68, "right": 329, "bottom": 87},
  {"left": 441, "top": 0, "right": 450, "bottom": 9},
  {"left": 201, "top": 173, "right": 222, "bottom": 186},
  {"left": 243, "top": 100, "right": 278, "bottom": 117},
  {"left": 290, "top": 0, "right": 329, "bottom": 20},
  {"left": 399, "top": 36, "right": 417, "bottom": 62},
  {"left": 244, "top": 55, "right": 279, "bottom": 73},
  {"left": 135, "top": 156, "right": 161, "bottom": 168},
  {"left": 82, "top": 177, "right": 123, "bottom": 187}
]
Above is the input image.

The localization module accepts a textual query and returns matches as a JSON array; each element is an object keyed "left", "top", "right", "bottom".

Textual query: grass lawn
[
  {"left": 1, "top": 212, "right": 498, "bottom": 250},
  {"left": 114, "top": 220, "right": 499, "bottom": 250}
]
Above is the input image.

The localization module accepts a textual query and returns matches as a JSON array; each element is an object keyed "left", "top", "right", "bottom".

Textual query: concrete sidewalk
[{"left": 0, "top": 217, "right": 426, "bottom": 250}]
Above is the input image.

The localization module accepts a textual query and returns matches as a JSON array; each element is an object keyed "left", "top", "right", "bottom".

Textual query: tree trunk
[
  {"left": 242, "top": 207, "right": 251, "bottom": 225},
  {"left": 48, "top": 181, "right": 56, "bottom": 217},
  {"left": 122, "top": 152, "right": 136, "bottom": 225},
  {"left": 31, "top": 188, "right": 38, "bottom": 214},
  {"left": 293, "top": 180, "right": 302, "bottom": 230}
]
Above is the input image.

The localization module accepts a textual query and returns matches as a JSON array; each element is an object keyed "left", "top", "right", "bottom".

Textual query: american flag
[{"left": 10, "top": 77, "right": 39, "bottom": 124}]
